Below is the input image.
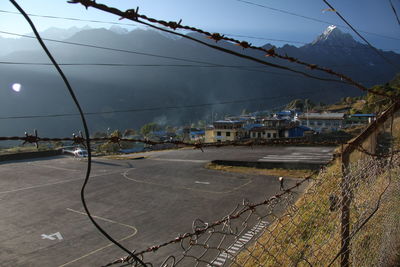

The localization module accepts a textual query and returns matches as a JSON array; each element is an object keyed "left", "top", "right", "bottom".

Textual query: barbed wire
[
  {"left": 0, "top": 131, "right": 347, "bottom": 150},
  {"left": 2, "top": 8, "right": 400, "bottom": 49},
  {"left": 97, "top": 101, "right": 399, "bottom": 266},
  {"left": 102, "top": 171, "right": 318, "bottom": 266},
  {"left": 8, "top": 1, "right": 146, "bottom": 266},
  {"left": 0, "top": 89, "right": 330, "bottom": 120},
  {"left": 100, "top": 152, "right": 399, "bottom": 267},
  {"left": 3, "top": 1, "right": 399, "bottom": 266},
  {"left": 66, "top": 0, "right": 397, "bottom": 98}
]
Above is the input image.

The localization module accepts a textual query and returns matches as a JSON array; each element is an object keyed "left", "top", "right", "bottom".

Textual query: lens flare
[{"left": 12, "top": 83, "right": 21, "bottom": 92}]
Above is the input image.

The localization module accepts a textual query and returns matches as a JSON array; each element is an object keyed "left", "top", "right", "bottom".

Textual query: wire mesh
[{"left": 97, "top": 105, "right": 400, "bottom": 267}]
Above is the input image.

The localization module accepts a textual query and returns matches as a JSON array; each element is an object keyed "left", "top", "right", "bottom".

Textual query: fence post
[{"left": 340, "top": 145, "right": 350, "bottom": 267}]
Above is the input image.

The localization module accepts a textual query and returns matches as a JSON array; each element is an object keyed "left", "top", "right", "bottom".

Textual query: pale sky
[{"left": 0, "top": 0, "right": 399, "bottom": 49}]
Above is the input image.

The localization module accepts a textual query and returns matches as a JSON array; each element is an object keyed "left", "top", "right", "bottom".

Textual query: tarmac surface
[{"left": 0, "top": 146, "right": 334, "bottom": 266}]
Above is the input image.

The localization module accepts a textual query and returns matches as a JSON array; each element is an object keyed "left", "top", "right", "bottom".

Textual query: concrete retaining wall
[
  {"left": 211, "top": 160, "right": 323, "bottom": 170},
  {"left": 0, "top": 150, "right": 63, "bottom": 162}
]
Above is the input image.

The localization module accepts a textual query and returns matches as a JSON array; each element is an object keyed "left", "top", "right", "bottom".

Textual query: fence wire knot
[
  {"left": 67, "top": 0, "right": 93, "bottom": 9},
  {"left": 236, "top": 41, "right": 251, "bottom": 49},
  {"left": 265, "top": 47, "right": 276, "bottom": 57},
  {"left": 208, "top": 33, "right": 224, "bottom": 42},
  {"left": 108, "top": 135, "right": 121, "bottom": 147},
  {"left": 167, "top": 19, "right": 182, "bottom": 30},
  {"left": 72, "top": 131, "right": 86, "bottom": 147},
  {"left": 123, "top": 7, "right": 139, "bottom": 20},
  {"left": 23, "top": 129, "right": 39, "bottom": 148}
]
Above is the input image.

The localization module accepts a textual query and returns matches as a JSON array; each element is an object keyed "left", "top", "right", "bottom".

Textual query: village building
[
  {"left": 189, "top": 129, "right": 205, "bottom": 142},
  {"left": 205, "top": 120, "right": 245, "bottom": 142},
  {"left": 346, "top": 113, "right": 376, "bottom": 126},
  {"left": 296, "top": 112, "right": 345, "bottom": 132},
  {"left": 249, "top": 126, "right": 280, "bottom": 139}
]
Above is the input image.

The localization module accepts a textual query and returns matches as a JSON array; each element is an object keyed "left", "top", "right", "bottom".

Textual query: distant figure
[{"left": 278, "top": 176, "right": 284, "bottom": 190}]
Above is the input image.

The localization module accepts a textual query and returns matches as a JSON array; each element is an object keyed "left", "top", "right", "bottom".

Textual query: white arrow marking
[{"left": 41, "top": 232, "right": 63, "bottom": 241}]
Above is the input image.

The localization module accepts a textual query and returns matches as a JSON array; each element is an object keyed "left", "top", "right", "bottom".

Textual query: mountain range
[{"left": 0, "top": 25, "right": 399, "bottom": 138}]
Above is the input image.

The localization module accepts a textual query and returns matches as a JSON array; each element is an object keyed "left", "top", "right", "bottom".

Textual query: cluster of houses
[{"left": 181, "top": 110, "right": 375, "bottom": 143}]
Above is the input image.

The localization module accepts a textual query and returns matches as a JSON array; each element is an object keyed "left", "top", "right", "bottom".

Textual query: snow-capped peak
[
  {"left": 311, "top": 25, "right": 357, "bottom": 46},
  {"left": 323, "top": 25, "right": 337, "bottom": 37}
]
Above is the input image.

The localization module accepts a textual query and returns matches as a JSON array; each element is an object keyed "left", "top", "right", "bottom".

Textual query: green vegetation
[
  {"left": 285, "top": 74, "right": 400, "bottom": 116},
  {"left": 234, "top": 115, "right": 400, "bottom": 266},
  {"left": 95, "top": 130, "right": 134, "bottom": 153},
  {"left": 346, "top": 74, "right": 400, "bottom": 114},
  {"left": 140, "top": 122, "right": 161, "bottom": 137},
  {"left": 285, "top": 98, "right": 316, "bottom": 111},
  {"left": 0, "top": 144, "right": 56, "bottom": 155}
]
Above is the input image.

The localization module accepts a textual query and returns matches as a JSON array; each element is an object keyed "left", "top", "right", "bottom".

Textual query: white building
[{"left": 296, "top": 113, "right": 345, "bottom": 133}]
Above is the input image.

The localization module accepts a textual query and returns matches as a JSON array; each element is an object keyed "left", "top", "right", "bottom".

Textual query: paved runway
[{"left": 0, "top": 146, "right": 333, "bottom": 266}]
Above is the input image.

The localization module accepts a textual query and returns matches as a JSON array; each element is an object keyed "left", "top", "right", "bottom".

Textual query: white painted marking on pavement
[
  {"left": 59, "top": 208, "right": 138, "bottom": 267},
  {"left": 41, "top": 232, "right": 63, "bottom": 241},
  {"left": 195, "top": 181, "right": 210, "bottom": 185},
  {"left": 151, "top": 158, "right": 209, "bottom": 163},
  {"left": 208, "top": 220, "right": 268, "bottom": 266},
  {"left": 0, "top": 169, "right": 124, "bottom": 194}
]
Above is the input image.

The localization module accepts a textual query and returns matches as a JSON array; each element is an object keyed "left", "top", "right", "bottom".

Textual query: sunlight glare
[{"left": 12, "top": 83, "right": 21, "bottom": 92}]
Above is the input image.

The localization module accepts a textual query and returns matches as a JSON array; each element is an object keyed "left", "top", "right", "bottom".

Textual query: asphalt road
[{"left": 0, "top": 146, "right": 333, "bottom": 266}]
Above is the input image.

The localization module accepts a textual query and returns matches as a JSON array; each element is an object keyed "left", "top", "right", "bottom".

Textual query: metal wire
[
  {"left": 8, "top": 0, "right": 145, "bottom": 265},
  {"left": 67, "top": 0, "right": 395, "bottom": 98},
  {"left": 96, "top": 102, "right": 400, "bottom": 267}
]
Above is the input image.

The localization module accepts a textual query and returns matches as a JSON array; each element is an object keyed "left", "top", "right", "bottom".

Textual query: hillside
[{"left": 1, "top": 26, "right": 399, "bottom": 137}]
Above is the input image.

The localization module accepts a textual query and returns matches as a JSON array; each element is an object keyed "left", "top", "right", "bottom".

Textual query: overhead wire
[
  {"left": 0, "top": 60, "right": 393, "bottom": 69},
  {"left": 388, "top": 0, "right": 400, "bottom": 26},
  {"left": 0, "top": 30, "right": 345, "bottom": 81},
  {"left": 0, "top": 30, "right": 220, "bottom": 66},
  {"left": 0, "top": 60, "right": 394, "bottom": 84},
  {"left": 322, "top": 0, "right": 400, "bottom": 71},
  {"left": 1, "top": 8, "right": 399, "bottom": 51},
  {"left": 7, "top": 0, "right": 146, "bottom": 265},
  {"left": 0, "top": 89, "right": 326, "bottom": 120},
  {"left": 224, "top": 33, "right": 400, "bottom": 51},
  {"left": 235, "top": 0, "right": 400, "bottom": 41},
  {"left": 68, "top": 0, "right": 381, "bottom": 95}
]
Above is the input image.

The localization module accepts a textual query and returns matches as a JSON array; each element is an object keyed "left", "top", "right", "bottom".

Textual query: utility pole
[{"left": 340, "top": 145, "right": 350, "bottom": 267}]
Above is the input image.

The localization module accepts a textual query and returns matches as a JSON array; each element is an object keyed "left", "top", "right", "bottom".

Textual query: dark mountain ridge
[{"left": 0, "top": 26, "right": 398, "bottom": 137}]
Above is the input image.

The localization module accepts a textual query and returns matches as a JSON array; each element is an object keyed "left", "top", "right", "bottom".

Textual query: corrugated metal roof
[
  {"left": 214, "top": 120, "right": 243, "bottom": 123},
  {"left": 350, "top": 114, "right": 375, "bottom": 117},
  {"left": 299, "top": 113, "right": 345, "bottom": 119}
]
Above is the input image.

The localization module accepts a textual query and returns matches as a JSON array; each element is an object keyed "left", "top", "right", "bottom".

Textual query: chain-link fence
[
  {"left": 5, "top": 1, "right": 400, "bottom": 266},
  {"left": 101, "top": 103, "right": 400, "bottom": 267}
]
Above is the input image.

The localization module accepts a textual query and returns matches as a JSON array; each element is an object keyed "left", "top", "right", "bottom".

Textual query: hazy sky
[{"left": 0, "top": 0, "right": 399, "bottom": 49}]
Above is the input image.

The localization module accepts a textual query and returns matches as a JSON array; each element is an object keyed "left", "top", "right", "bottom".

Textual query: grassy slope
[{"left": 233, "top": 116, "right": 400, "bottom": 267}]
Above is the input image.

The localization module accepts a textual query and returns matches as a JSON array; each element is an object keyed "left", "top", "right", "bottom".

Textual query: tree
[
  {"left": 123, "top": 129, "right": 136, "bottom": 137},
  {"left": 92, "top": 131, "right": 107, "bottom": 138},
  {"left": 140, "top": 122, "right": 161, "bottom": 137}
]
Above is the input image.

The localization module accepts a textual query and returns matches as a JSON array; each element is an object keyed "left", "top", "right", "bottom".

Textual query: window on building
[
  {"left": 309, "top": 121, "right": 315, "bottom": 126},
  {"left": 273, "top": 133, "right": 277, "bottom": 138},
  {"left": 301, "top": 121, "right": 307, "bottom": 126},
  {"left": 258, "top": 132, "right": 261, "bottom": 138},
  {"left": 267, "top": 133, "right": 271, "bottom": 138},
  {"left": 317, "top": 121, "right": 322, "bottom": 126},
  {"left": 217, "top": 131, "right": 221, "bottom": 136},
  {"left": 226, "top": 132, "right": 231, "bottom": 137}
]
